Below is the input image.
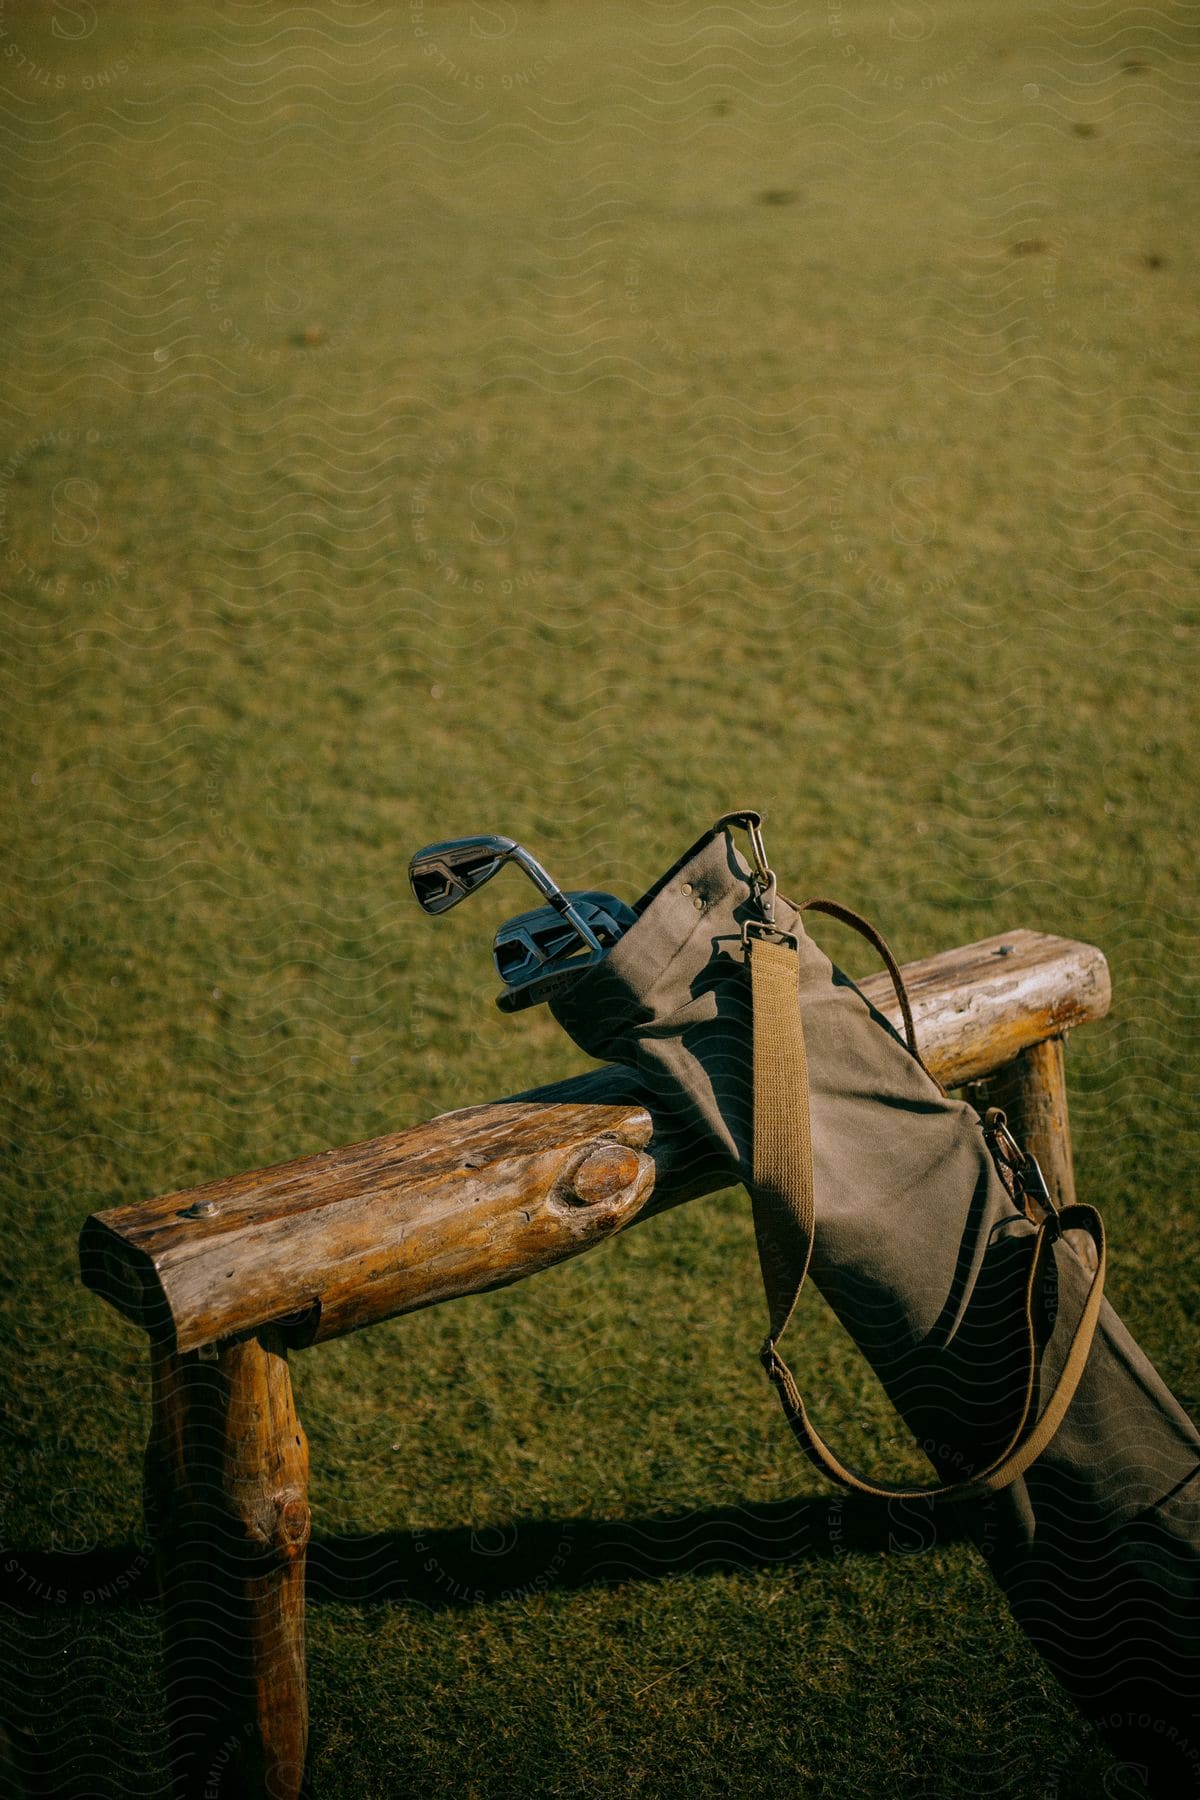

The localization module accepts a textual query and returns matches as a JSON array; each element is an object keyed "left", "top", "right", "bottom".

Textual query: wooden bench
[{"left": 78, "top": 927, "right": 1110, "bottom": 1799}]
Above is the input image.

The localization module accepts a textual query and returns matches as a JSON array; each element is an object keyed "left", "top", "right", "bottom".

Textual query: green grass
[{"left": 1, "top": 1, "right": 1197, "bottom": 1793}]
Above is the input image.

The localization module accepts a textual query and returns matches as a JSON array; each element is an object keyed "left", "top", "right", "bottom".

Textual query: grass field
[{"left": 1, "top": 1, "right": 1198, "bottom": 1794}]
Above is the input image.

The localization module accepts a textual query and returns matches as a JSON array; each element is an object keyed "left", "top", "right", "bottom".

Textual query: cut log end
[{"left": 558, "top": 1142, "right": 644, "bottom": 1207}]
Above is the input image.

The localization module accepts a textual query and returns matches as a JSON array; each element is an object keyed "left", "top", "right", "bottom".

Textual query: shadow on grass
[{"left": 1, "top": 1491, "right": 971, "bottom": 1614}]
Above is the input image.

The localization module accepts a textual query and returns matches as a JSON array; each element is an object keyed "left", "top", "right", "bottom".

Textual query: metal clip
[
  {"left": 1019, "top": 1150, "right": 1053, "bottom": 1211},
  {"left": 714, "top": 809, "right": 781, "bottom": 925},
  {"left": 984, "top": 1108, "right": 1024, "bottom": 1167},
  {"left": 742, "top": 917, "right": 799, "bottom": 952},
  {"left": 741, "top": 814, "right": 777, "bottom": 922},
  {"left": 983, "top": 1107, "right": 1057, "bottom": 1216},
  {"left": 754, "top": 869, "right": 778, "bottom": 924}
]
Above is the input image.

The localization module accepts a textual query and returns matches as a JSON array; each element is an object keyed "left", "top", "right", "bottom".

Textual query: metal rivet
[
  {"left": 681, "top": 883, "right": 692, "bottom": 894},
  {"left": 694, "top": 897, "right": 705, "bottom": 910}
]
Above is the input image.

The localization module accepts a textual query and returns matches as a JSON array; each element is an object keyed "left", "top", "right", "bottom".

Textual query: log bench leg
[
  {"left": 144, "top": 1329, "right": 310, "bottom": 1800},
  {"left": 973, "top": 1036, "right": 1099, "bottom": 1271}
]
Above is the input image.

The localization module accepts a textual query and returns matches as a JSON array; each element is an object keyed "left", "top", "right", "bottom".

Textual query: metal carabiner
[
  {"left": 984, "top": 1107, "right": 1024, "bottom": 1168},
  {"left": 983, "top": 1107, "right": 1058, "bottom": 1218},
  {"left": 746, "top": 820, "right": 778, "bottom": 922},
  {"left": 713, "top": 809, "right": 778, "bottom": 923}
]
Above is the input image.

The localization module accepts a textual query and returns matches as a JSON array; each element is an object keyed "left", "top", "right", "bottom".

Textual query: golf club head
[
  {"left": 493, "top": 891, "right": 637, "bottom": 1012},
  {"left": 408, "top": 835, "right": 519, "bottom": 915}
]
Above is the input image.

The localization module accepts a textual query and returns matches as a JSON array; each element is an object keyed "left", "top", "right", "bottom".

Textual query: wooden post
[
  {"left": 974, "top": 1036, "right": 1098, "bottom": 1271},
  {"left": 145, "top": 1330, "right": 310, "bottom": 1800}
]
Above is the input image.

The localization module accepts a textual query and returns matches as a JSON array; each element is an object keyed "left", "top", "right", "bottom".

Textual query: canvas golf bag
[{"left": 546, "top": 812, "right": 1200, "bottom": 1795}]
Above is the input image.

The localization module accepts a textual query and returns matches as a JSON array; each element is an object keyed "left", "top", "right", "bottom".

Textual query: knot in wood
[
  {"left": 564, "top": 1142, "right": 640, "bottom": 1207},
  {"left": 272, "top": 1493, "right": 312, "bottom": 1560}
]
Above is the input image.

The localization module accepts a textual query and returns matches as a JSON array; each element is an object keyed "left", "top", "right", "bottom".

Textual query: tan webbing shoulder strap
[
  {"left": 748, "top": 931, "right": 817, "bottom": 1349},
  {"left": 747, "top": 914, "right": 1106, "bottom": 1503}
]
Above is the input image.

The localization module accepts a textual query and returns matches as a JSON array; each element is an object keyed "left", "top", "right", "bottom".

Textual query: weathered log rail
[{"left": 78, "top": 927, "right": 1110, "bottom": 1799}]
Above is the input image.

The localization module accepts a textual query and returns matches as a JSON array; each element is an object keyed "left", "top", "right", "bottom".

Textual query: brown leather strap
[
  {"left": 795, "top": 896, "right": 942, "bottom": 1091},
  {"left": 747, "top": 921, "right": 1106, "bottom": 1502}
]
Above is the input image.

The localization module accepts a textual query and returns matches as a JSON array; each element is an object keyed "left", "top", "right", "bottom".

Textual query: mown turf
[{"left": 1, "top": 2, "right": 1197, "bottom": 1795}]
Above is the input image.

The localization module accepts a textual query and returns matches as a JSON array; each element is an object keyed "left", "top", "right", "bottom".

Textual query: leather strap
[
  {"left": 747, "top": 919, "right": 1107, "bottom": 1502},
  {"left": 797, "top": 898, "right": 942, "bottom": 1091}
]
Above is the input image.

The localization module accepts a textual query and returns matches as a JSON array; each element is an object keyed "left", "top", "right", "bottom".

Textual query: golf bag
[{"left": 546, "top": 813, "right": 1200, "bottom": 1794}]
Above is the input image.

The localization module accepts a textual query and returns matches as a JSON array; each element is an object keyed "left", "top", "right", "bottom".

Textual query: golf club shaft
[
  {"left": 541, "top": 884, "right": 607, "bottom": 954},
  {"left": 503, "top": 847, "right": 606, "bottom": 953}
]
